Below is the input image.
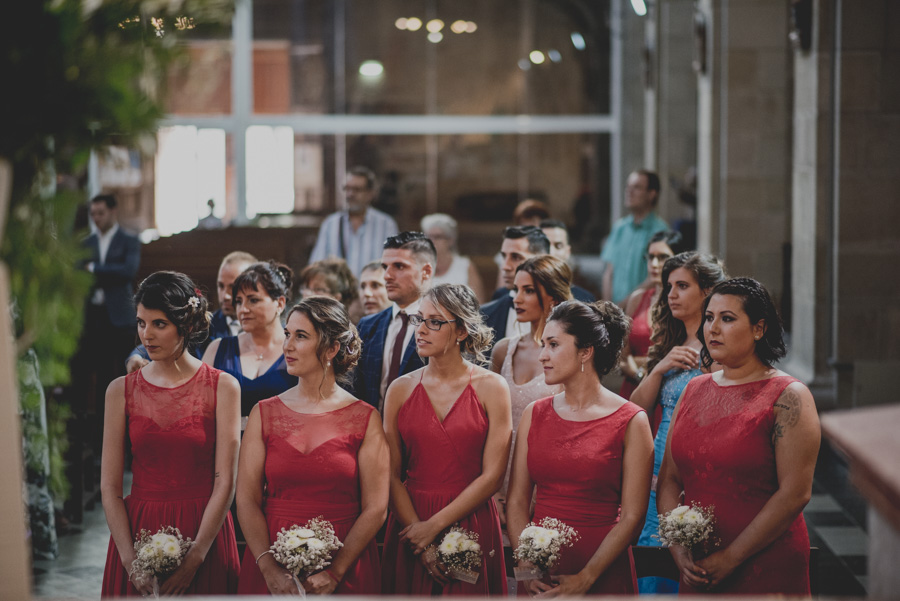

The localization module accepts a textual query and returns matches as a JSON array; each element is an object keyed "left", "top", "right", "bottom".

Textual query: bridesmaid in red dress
[
  {"left": 382, "top": 283, "right": 512, "bottom": 595},
  {"left": 658, "top": 278, "right": 820, "bottom": 594},
  {"left": 236, "top": 296, "right": 388, "bottom": 595},
  {"left": 101, "top": 272, "right": 241, "bottom": 596},
  {"left": 507, "top": 300, "right": 653, "bottom": 596},
  {"left": 618, "top": 230, "right": 681, "bottom": 401}
]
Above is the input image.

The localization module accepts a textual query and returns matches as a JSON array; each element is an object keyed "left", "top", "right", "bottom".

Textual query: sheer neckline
[
  {"left": 550, "top": 394, "right": 631, "bottom": 423},
  {"left": 137, "top": 363, "right": 205, "bottom": 390},
  {"left": 709, "top": 372, "right": 790, "bottom": 388},
  {"left": 275, "top": 396, "right": 363, "bottom": 417}
]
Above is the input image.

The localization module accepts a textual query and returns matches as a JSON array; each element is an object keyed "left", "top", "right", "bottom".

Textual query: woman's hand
[
  {"left": 536, "top": 572, "right": 593, "bottom": 597},
  {"left": 517, "top": 561, "right": 555, "bottom": 596},
  {"left": 260, "top": 561, "right": 304, "bottom": 596},
  {"left": 418, "top": 545, "right": 450, "bottom": 586},
  {"left": 399, "top": 520, "right": 440, "bottom": 555},
  {"left": 669, "top": 545, "right": 709, "bottom": 589},
  {"left": 301, "top": 569, "right": 340, "bottom": 595},
  {"left": 656, "top": 346, "right": 700, "bottom": 373},
  {"left": 128, "top": 568, "right": 157, "bottom": 597},
  {"left": 158, "top": 549, "right": 203, "bottom": 595},
  {"left": 695, "top": 549, "right": 740, "bottom": 590}
]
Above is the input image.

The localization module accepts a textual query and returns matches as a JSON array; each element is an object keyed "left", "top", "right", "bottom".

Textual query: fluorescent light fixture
[
  {"left": 630, "top": 0, "right": 647, "bottom": 16},
  {"left": 570, "top": 32, "right": 586, "bottom": 50},
  {"left": 359, "top": 60, "right": 384, "bottom": 77}
]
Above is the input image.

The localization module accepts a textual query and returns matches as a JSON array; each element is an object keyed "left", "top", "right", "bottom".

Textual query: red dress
[
  {"left": 619, "top": 286, "right": 656, "bottom": 400},
  {"left": 101, "top": 364, "right": 240, "bottom": 597},
  {"left": 237, "top": 398, "right": 381, "bottom": 594},
  {"left": 670, "top": 375, "right": 810, "bottom": 595},
  {"left": 525, "top": 397, "right": 643, "bottom": 595},
  {"left": 381, "top": 376, "right": 507, "bottom": 595}
]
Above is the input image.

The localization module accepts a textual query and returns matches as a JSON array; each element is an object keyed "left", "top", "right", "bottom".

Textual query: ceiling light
[
  {"left": 406, "top": 17, "right": 422, "bottom": 31},
  {"left": 630, "top": 0, "right": 648, "bottom": 16},
  {"left": 427, "top": 32, "right": 443, "bottom": 43},
  {"left": 570, "top": 32, "right": 586, "bottom": 50},
  {"left": 359, "top": 60, "right": 384, "bottom": 77},
  {"left": 529, "top": 50, "right": 545, "bottom": 65},
  {"left": 466, "top": 21, "right": 477, "bottom": 33},
  {"left": 450, "top": 20, "right": 467, "bottom": 34},
  {"left": 548, "top": 49, "right": 562, "bottom": 63},
  {"left": 518, "top": 59, "right": 531, "bottom": 71},
  {"left": 426, "top": 19, "right": 444, "bottom": 33},
  {"left": 395, "top": 17, "right": 408, "bottom": 30}
]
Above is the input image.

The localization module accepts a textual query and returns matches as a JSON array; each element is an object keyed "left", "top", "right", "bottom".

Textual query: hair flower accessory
[{"left": 188, "top": 296, "right": 200, "bottom": 308}]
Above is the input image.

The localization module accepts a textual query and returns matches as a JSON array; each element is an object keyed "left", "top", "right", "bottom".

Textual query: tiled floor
[{"left": 31, "top": 447, "right": 870, "bottom": 598}]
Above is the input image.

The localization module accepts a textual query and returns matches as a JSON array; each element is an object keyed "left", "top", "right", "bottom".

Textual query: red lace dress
[
  {"left": 236, "top": 398, "right": 380, "bottom": 595},
  {"left": 524, "top": 397, "right": 642, "bottom": 595},
  {"left": 619, "top": 286, "right": 656, "bottom": 400},
  {"left": 669, "top": 375, "right": 810, "bottom": 595},
  {"left": 381, "top": 378, "right": 507, "bottom": 595},
  {"left": 101, "top": 364, "right": 240, "bottom": 597}
]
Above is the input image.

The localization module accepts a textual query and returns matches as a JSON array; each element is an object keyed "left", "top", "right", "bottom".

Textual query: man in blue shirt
[{"left": 601, "top": 170, "right": 669, "bottom": 304}]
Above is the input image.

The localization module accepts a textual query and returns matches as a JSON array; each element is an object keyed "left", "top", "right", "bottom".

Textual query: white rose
[
  {"left": 306, "top": 538, "right": 325, "bottom": 550},
  {"left": 295, "top": 528, "right": 315, "bottom": 538},
  {"left": 532, "top": 532, "right": 552, "bottom": 550}
]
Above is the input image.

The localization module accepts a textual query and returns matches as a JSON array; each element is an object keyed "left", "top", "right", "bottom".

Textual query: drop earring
[{"left": 581, "top": 362, "right": 585, "bottom": 373}]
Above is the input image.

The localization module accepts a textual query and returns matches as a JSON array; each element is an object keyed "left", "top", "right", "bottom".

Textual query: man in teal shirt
[{"left": 601, "top": 169, "right": 669, "bottom": 303}]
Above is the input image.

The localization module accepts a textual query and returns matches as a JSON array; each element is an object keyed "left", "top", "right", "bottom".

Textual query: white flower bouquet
[
  {"left": 271, "top": 517, "right": 343, "bottom": 595},
  {"left": 130, "top": 526, "right": 194, "bottom": 597},
  {"left": 655, "top": 502, "right": 719, "bottom": 558},
  {"left": 436, "top": 527, "right": 483, "bottom": 584},
  {"left": 513, "top": 517, "right": 580, "bottom": 581}
]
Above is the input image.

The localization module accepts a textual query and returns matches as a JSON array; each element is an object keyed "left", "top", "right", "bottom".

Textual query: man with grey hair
[{"left": 309, "top": 166, "right": 399, "bottom": 276}]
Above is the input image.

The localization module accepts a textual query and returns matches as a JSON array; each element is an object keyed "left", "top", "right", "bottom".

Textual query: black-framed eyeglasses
[{"left": 408, "top": 314, "right": 457, "bottom": 331}]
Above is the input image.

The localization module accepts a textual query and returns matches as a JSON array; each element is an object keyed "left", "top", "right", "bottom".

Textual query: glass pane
[
  {"left": 154, "top": 127, "right": 228, "bottom": 236},
  {"left": 165, "top": 20, "right": 234, "bottom": 115},
  {"left": 246, "top": 126, "right": 296, "bottom": 218}
]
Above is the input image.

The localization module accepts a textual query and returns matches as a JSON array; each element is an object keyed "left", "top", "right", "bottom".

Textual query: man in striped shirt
[{"left": 309, "top": 166, "right": 399, "bottom": 276}]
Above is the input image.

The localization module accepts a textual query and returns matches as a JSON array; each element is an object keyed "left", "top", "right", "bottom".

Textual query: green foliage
[{"left": 0, "top": 0, "right": 234, "bottom": 386}]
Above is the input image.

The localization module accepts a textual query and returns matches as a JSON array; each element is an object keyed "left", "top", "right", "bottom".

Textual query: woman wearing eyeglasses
[
  {"left": 618, "top": 230, "right": 683, "bottom": 400},
  {"left": 381, "top": 284, "right": 512, "bottom": 595}
]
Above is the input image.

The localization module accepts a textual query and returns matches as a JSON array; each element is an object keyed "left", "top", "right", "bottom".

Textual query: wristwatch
[{"left": 635, "top": 367, "right": 646, "bottom": 382}]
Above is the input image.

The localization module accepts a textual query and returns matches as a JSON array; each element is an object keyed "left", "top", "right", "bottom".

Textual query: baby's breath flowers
[
  {"left": 513, "top": 517, "right": 579, "bottom": 581},
  {"left": 130, "top": 526, "right": 193, "bottom": 597},
  {"left": 270, "top": 517, "right": 343, "bottom": 591},
  {"left": 436, "top": 527, "right": 483, "bottom": 584},
  {"left": 656, "top": 502, "right": 719, "bottom": 558}
]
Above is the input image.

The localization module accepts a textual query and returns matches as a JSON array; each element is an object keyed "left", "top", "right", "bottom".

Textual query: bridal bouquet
[
  {"left": 130, "top": 526, "right": 194, "bottom": 597},
  {"left": 436, "top": 527, "right": 483, "bottom": 584},
  {"left": 513, "top": 517, "right": 579, "bottom": 581},
  {"left": 656, "top": 502, "right": 719, "bottom": 558},
  {"left": 271, "top": 517, "right": 343, "bottom": 595}
]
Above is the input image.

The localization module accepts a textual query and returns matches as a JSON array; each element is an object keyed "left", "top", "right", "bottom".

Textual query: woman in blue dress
[
  {"left": 202, "top": 261, "right": 297, "bottom": 429},
  {"left": 629, "top": 252, "right": 725, "bottom": 594}
]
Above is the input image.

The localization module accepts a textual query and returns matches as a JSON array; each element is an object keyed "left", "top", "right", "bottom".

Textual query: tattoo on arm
[{"left": 772, "top": 388, "right": 801, "bottom": 445}]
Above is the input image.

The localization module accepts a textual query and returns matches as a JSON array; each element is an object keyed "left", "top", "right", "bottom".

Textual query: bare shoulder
[
  {"left": 202, "top": 338, "right": 222, "bottom": 364},
  {"left": 384, "top": 368, "right": 422, "bottom": 408},
  {"left": 471, "top": 365, "right": 509, "bottom": 398},
  {"left": 216, "top": 369, "right": 240, "bottom": 392},
  {"left": 106, "top": 375, "right": 127, "bottom": 401}
]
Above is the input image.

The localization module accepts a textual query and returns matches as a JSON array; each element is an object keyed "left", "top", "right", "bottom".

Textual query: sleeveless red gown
[
  {"left": 101, "top": 364, "right": 240, "bottom": 597},
  {"left": 236, "top": 398, "right": 381, "bottom": 595},
  {"left": 524, "top": 397, "right": 643, "bottom": 595},
  {"left": 381, "top": 377, "right": 507, "bottom": 595},
  {"left": 619, "top": 286, "right": 656, "bottom": 401},
  {"left": 670, "top": 375, "right": 810, "bottom": 595}
]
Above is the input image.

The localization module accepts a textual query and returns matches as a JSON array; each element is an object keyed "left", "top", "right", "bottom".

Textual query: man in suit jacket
[
  {"left": 480, "top": 226, "right": 550, "bottom": 354},
  {"left": 354, "top": 231, "right": 436, "bottom": 410},
  {"left": 125, "top": 250, "right": 257, "bottom": 372}
]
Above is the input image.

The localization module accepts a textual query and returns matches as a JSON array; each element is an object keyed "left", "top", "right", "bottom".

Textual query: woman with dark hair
[
  {"left": 507, "top": 301, "right": 653, "bottom": 595},
  {"left": 299, "top": 257, "right": 359, "bottom": 311},
  {"left": 382, "top": 283, "right": 512, "bottom": 595},
  {"left": 618, "top": 230, "right": 683, "bottom": 399},
  {"left": 101, "top": 272, "right": 241, "bottom": 596},
  {"left": 236, "top": 297, "right": 388, "bottom": 595},
  {"left": 658, "top": 278, "right": 820, "bottom": 594},
  {"left": 630, "top": 251, "right": 726, "bottom": 594},
  {"left": 202, "top": 261, "right": 298, "bottom": 426},
  {"left": 490, "top": 255, "right": 571, "bottom": 520}
]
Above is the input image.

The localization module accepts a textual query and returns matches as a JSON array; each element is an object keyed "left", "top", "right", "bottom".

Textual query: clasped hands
[
  {"left": 671, "top": 545, "right": 739, "bottom": 591},
  {"left": 400, "top": 520, "right": 451, "bottom": 585}
]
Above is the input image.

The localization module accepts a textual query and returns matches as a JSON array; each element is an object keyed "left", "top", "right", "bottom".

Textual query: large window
[{"left": 155, "top": 0, "right": 616, "bottom": 245}]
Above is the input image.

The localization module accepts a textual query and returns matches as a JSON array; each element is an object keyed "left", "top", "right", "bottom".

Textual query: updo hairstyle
[
  {"left": 698, "top": 277, "right": 786, "bottom": 369},
  {"left": 648, "top": 251, "right": 726, "bottom": 370},
  {"left": 133, "top": 271, "right": 211, "bottom": 357},
  {"left": 547, "top": 300, "right": 631, "bottom": 376},
  {"left": 232, "top": 260, "right": 293, "bottom": 302},
  {"left": 286, "top": 296, "right": 362, "bottom": 385},
  {"left": 423, "top": 283, "right": 494, "bottom": 366}
]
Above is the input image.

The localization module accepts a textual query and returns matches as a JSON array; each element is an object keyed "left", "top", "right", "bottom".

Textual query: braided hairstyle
[
  {"left": 698, "top": 277, "right": 786, "bottom": 369},
  {"left": 423, "top": 284, "right": 494, "bottom": 366},
  {"left": 647, "top": 252, "right": 726, "bottom": 370},
  {"left": 285, "top": 296, "right": 362, "bottom": 386},
  {"left": 547, "top": 300, "right": 631, "bottom": 376},
  {"left": 133, "top": 271, "right": 211, "bottom": 357}
]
